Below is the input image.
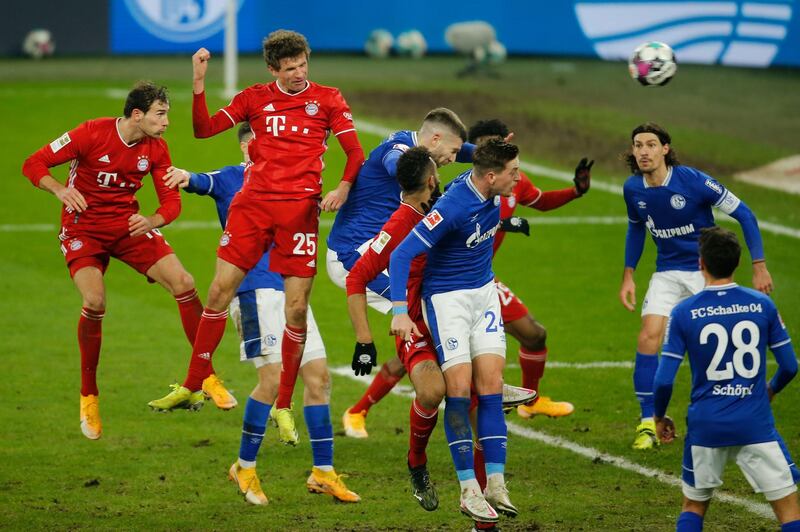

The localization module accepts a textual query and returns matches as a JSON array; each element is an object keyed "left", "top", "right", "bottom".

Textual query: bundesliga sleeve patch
[
  {"left": 370, "top": 231, "right": 392, "bottom": 254},
  {"left": 49, "top": 132, "right": 71, "bottom": 153},
  {"left": 422, "top": 209, "right": 444, "bottom": 230}
]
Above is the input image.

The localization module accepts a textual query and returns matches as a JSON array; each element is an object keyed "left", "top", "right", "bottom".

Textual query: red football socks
[
  {"left": 275, "top": 325, "right": 306, "bottom": 409},
  {"left": 174, "top": 289, "right": 203, "bottom": 346},
  {"left": 407, "top": 399, "right": 439, "bottom": 468},
  {"left": 519, "top": 347, "right": 548, "bottom": 393},
  {"left": 348, "top": 362, "right": 403, "bottom": 415},
  {"left": 182, "top": 308, "right": 228, "bottom": 391},
  {"left": 78, "top": 307, "right": 104, "bottom": 396},
  {"left": 473, "top": 441, "right": 487, "bottom": 491}
]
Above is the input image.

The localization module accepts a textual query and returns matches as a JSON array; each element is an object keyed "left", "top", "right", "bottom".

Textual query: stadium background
[{"left": 1, "top": 1, "right": 799, "bottom": 530}]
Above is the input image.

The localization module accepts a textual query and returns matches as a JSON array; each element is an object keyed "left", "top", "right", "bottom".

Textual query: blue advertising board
[{"left": 111, "top": 0, "right": 800, "bottom": 67}]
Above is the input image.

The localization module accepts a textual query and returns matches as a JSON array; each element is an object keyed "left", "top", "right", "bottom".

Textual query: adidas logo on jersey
[
  {"left": 98, "top": 154, "right": 110, "bottom": 163},
  {"left": 306, "top": 259, "right": 316, "bottom": 267},
  {"left": 263, "top": 103, "right": 275, "bottom": 112}
]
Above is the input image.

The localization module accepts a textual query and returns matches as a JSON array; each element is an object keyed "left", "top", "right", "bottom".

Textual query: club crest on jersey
[
  {"left": 704, "top": 178, "right": 723, "bottom": 194},
  {"left": 493, "top": 196, "right": 501, "bottom": 206},
  {"left": 220, "top": 232, "right": 231, "bottom": 246},
  {"left": 304, "top": 101, "right": 319, "bottom": 116},
  {"left": 670, "top": 194, "right": 686, "bottom": 210},
  {"left": 137, "top": 155, "right": 149, "bottom": 172},
  {"left": 446, "top": 337, "right": 459, "bottom": 350},
  {"left": 370, "top": 231, "right": 392, "bottom": 254},
  {"left": 507, "top": 195, "right": 516, "bottom": 208},
  {"left": 343, "top": 111, "right": 352, "bottom": 121},
  {"left": 69, "top": 239, "right": 83, "bottom": 251},
  {"left": 423, "top": 209, "right": 443, "bottom": 230}
]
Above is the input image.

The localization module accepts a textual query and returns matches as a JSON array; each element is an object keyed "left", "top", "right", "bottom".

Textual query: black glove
[
  {"left": 574, "top": 157, "right": 594, "bottom": 196},
  {"left": 351, "top": 341, "right": 377, "bottom": 376},
  {"left": 499, "top": 216, "right": 530, "bottom": 236}
]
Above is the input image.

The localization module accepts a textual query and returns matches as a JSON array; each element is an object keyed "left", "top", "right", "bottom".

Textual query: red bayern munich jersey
[
  {"left": 22, "top": 117, "right": 178, "bottom": 228},
  {"left": 494, "top": 170, "right": 578, "bottom": 253},
  {"left": 346, "top": 202, "right": 427, "bottom": 322},
  {"left": 194, "top": 81, "right": 356, "bottom": 200}
]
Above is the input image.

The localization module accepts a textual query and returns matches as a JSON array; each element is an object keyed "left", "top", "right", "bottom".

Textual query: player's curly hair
[
  {"left": 473, "top": 138, "right": 519, "bottom": 177},
  {"left": 396, "top": 147, "right": 435, "bottom": 193},
  {"left": 699, "top": 226, "right": 740, "bottom": 278},
  {"left": 624, "top": 122, "right": 680, "bottom": 174},
  {"left": 263, "top": 30, "right": 310, "bottom": 70},
  {"left": 237, "top": 122, "right": 253, "bottom": 143},
  {"left": 124, "top": 81, "right": 168, "bottom": 118},
  {"left": 467, "top": 119, "right": 509, "bottom": 144},
  {"left": 421, "top": 108, "right": 467, "bottom": 142}
]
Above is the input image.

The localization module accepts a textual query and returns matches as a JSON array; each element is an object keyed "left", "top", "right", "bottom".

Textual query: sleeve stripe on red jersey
[
  {"left": 411, "top": 228, "right": 433, "bottom": 248},
  {"left": 523, "top": 189, "right": 543, "bottom": 207},
  {"left": 334, "top": 127, "right": 356, "bottom": 136},
  {"left": 220, "top": 108, "right": 236, "bottom": 127}
]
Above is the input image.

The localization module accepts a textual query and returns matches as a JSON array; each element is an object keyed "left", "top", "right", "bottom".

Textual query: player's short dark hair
[
  {"left": 123, "top": 81, "right": 168, "bottom": 118},
  {"left": 699, "top": 226, "right": 741, "bottom": 279},
  {"left": 468, "top": 119, "right": 509, "bottom": 144},
  {"left": 396, "top": 147, "right": 435, "bottom": 193},
  {"left": 422, "top": 108, "right": 467, "bottom": 142},
  {"left": 473, "top": 138, "right": 519, "bottom": 177},
  {"left": 237, "top": 122, "right": 253, "bottom": 143},
  {"left": 624, "top": 122, "right": 680, "bottom": 174},
  {"left": 263, "top": 30, "right": 310, "bottom": 70}
]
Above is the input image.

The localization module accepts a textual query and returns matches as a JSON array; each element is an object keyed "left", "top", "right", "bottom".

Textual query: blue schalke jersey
[
  {"left": 662, "top": 284, "right": 792, "bottom": 447},
  {"left": 186, "top": 164, "right": 284, "bottom": 293},
  {"left": 392, "top": 170, "right": 498, "bottom": 299},
  {"left": 623, "top": 166, "right": 738, "bottom": 271}
]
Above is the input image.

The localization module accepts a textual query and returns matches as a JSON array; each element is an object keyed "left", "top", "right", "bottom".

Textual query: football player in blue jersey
[
  {"left": 618, "top": 122, "right": 773, "bottom": 450},
  {"left": 329, "top": 108, "right": 472, "bottom": 437},
  {"left": 653, "top": 227, "right": 799, "bottom": 532},
  {"left": 389, "top": 139, "right": 520, "bottom": 524},
  {"left": 156, "top": 123, "right": 360, "bottom": 505}
]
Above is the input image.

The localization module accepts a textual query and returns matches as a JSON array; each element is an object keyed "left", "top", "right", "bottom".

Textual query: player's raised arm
[{"left": 191, "top": 48, "right": 245, "bottom": 139}]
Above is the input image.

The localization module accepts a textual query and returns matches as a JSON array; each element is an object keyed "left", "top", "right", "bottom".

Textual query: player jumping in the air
[
  {"left": 653, "top": 227, "right": 799, "bottom": 531},
  {"left": 390, "top": 139, "right": 521, "bottom": 524},
  {"left": 468, "top": 119, "right": 592, "bottom": 419},
  {"left": 22, "top": 81, "right": 203, "bottom": 440},
  {"left": 150, "top": 31, "right": 364, "bottom": 423},
  {"left": 345, "top": 147, "right": 443, "bottom": 511},
  {"left": 620, "top": 122, "right": 772, "bottom": 450},
  {"left": 161, "top": 123, "right": 358, "bottom": 504}
]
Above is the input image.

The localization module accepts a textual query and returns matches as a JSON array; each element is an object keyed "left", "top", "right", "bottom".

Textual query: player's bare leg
[
  {"left": 274, "top": 276, "right": 313, "bottom": 414},
  {"left": 230, "top": 362, "right": 279, "bottom": 505},
  {"left": 302, "top": 359, "right": 360, "bottom": 503},
  {"left": 407, "top": 360, "right": 445, "bottom": 511},
  {"left": 506, "top": 314, "right": 574, "bottom": 419},
  {"left": 73, "top": 266, "right": 106, "bottom": 439},
  {"left": 149, "top": 258, "right": 244, "bottom": 411},
  {"left": 632, "top": 314, "right": 668, "bottom": 450},
  {"left": 343, "top": 355, "right": 406, "bottom": 438},
  {"left": 146, "top": 253, "right": 203, "bottom": 347},
  {"left": 769, "top": 491, "right": 800, "bottom": 525}
]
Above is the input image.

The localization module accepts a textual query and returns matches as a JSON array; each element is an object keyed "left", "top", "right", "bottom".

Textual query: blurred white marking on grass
[{"left": 330, "top": 365, "right": 774, "bottom": 520}]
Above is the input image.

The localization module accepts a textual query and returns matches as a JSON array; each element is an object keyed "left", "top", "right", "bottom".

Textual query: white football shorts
[
  {"left": 422, "top": 280, "right": 506, "bottom": 372},
  {"left": 641, "top": 270, "right": 705, "bottom": 317},
  {"left": 228, "top": 288, "right": 326, "bottom": 369},
  {"left": 325, "top": 247, "right": 392, "bottom": 314},
  {"left": 682, "top": 440, "right": 799, "bottom": 502}
]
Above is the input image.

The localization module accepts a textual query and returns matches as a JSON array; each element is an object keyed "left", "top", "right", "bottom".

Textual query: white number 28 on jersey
[{"left": 701, "top": 320, "right": 761, "bottom": 381}]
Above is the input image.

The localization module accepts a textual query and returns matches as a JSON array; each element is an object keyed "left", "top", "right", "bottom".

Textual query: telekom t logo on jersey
[
  {"left": 265, "top": 115, "right": 311, "bottom": 137},
  {"left": 97, "top": 171, "right": 118, "bottom": 187}
]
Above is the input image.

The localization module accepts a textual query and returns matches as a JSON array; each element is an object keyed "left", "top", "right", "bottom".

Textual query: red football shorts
[
  {"left": 59, "top": 224, "right": 174, "bottom": 279},
  {"left": 496, "top": 279, "right": 529, "bottom": 323},
  {"left": 218, "top": 191, "right": 320, "bottom": 278},
  {"left": 396, "top": 317, "right": 437, "bottom": 374}
]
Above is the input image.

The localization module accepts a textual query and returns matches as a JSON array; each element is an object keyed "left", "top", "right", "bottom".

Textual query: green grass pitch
[{"left": 1, "top": 55, "right": 799, "bottom": 530}]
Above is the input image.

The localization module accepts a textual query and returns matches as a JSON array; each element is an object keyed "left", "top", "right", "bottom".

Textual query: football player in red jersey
[
  {"left": 150, "top": 30, "right": 364, "bottom": 441},
  {"left": 346, "top": 147, "right": 443, "bottom": 511},
  {"left": 469, "top": 119, "right": 592, "bottom": 420},
  {"left": 21, "top": 81, "right": 204, "bottom": 440}
]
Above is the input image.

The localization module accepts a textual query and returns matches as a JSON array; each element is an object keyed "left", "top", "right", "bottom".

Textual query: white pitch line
[
  {"left": 356, "top": 119, "right": 800, "bottom": 240},
  {"left": 329, "top": 365, "right": 775, "bottom": 520}
]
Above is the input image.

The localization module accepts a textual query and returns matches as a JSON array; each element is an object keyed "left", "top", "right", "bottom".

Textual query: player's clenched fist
[{"left": 192, "top": 48, "right": 211, "bottom": 79}]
